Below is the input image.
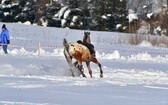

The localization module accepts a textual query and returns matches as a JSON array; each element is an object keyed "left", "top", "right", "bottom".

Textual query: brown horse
[{"left": 63, "top": 38, "right": 103, "bottom": 78}]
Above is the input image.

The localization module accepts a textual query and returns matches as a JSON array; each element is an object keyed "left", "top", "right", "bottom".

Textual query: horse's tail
[{"left": 63, "top": 38, "right": 69, "bottom": 51}]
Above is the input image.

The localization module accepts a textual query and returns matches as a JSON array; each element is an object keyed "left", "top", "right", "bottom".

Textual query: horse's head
[{"left": 83, "top": 32, "right": 91, "bottom": 44}]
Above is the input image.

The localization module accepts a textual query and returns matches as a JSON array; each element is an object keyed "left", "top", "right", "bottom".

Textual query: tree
[
  {"left": 166, "top": 0, "right": 168, "bottom": 36},
  {"left": 16, "top": 0, "right": 36, "bottom": 24},
  {"left": 0, "top": 0, "right": 36, "bottom": 23},
  {"left": 0, "top": 0, "right": 20, "bottom": 22},
  {"left": 91, "top": 0, "right": 128, "bottom": 31},
  {"left": 40, "top": 1, "right": 62, "bottom": 27},
  {"left": 57, "top": 0, "right": 88, "bottom": 29}
]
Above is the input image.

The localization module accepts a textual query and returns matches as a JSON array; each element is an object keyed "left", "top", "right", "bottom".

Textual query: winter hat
[{"left": 2, "top": 24, "right": 6, "bottom": 29}]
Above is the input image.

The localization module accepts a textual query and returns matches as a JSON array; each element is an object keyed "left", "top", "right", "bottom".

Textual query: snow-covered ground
[{"left": 0, "top": 23, "right": 168, "bottom": 105}]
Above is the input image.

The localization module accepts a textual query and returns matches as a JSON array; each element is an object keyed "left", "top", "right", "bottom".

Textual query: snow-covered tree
[
  {"left": 90, "top": 0, "right": 128, "bottom": 31},
  {"left": 55, "top": 0, "right": 88, "bottom": 29},
  {"left": 16, "top": 0, "right": 36, "bottom": 24},
  {"left": 165, "top": 0, "right": 168, "bottom": 36},
  {"left": 56, "top": 7, "right": 84, "bottom": 29},
  {"left": 40, "top": 1, "right": 62, "bottom": 27},
  {"left": 2, "top": 0, "right": 167, "bottom": 34},
  {"left": 0, "top": 0, "right": 36, "bottom": 23},
  {"left": 0, "top": 0, "right": 19, "bottom": 22}
]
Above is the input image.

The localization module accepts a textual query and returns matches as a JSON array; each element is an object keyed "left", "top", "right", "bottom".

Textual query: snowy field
[{"left": 0, "top": 23, "right": 168, "bottom": 105}]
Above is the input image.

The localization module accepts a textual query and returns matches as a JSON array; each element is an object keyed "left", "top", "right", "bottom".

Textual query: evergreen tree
[
  {"left": 62, "top": 0, "right": 88, "bottom": 9},
  {"left": 16, "top": 0, "right": 36, "bottom": 24},
  {"left": 59, "top": 0, "right": 88, "bottom": 29},
  {"left": 40, "top": 1, "right": 62, "bottom": 27},
  {"left": 0, "top": 0, "right": 129, "bottom": 32},
  {"left": 0, "top": 0, "right": 36, "bottom": 23},
  {"left": 166, "top": 0, "right": 168, "bottom": 36},
  {"left": 91, "top": 0, "right": 128, "bottom": 31},
  {"left": 0, "top": 0, "right": 20, "bottom": 22}
]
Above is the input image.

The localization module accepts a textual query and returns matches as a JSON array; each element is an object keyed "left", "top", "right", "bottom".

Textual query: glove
[{"left": 7, "top": 40, "right": 10, "bottom": 44}]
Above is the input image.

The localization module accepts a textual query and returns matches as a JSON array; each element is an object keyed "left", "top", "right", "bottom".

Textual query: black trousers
[{"left": 83, "top": 43, "right": 94, "bottom": 54}]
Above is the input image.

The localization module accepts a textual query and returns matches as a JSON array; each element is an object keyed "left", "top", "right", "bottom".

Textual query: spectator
[{"left": 0, "top": 24, "right": 10, "bottom": 54}]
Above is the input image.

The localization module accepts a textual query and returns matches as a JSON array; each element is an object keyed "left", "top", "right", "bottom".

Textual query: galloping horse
[{"left": 63, "top": 37, "right": 103, "bottom": 78}]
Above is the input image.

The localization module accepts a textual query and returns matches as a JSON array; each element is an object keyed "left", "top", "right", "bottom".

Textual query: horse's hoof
[
  {"left": 82, "top": 74, "right": 87, "bottom": 78},
  {"left": 100, "top": 74, "right": 103, "bottom": 78}
]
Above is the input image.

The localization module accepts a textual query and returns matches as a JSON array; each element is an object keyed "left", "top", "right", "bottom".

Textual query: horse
[{"left": 63, "top": 38, "right": 103, "bottom": 78}]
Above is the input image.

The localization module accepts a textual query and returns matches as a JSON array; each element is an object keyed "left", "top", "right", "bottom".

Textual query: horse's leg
[
  {"left": 86, "top": 62, "right": 92, "bottom": 77},
  {"left": 78, "top": 60, "right": 86, "bottom": 77},
  {"left": 92, "top": 58, "right": 103, "bottom": 78},
  {"left": 64, "top": 49, "right": 72, "bottom": 66},
  {"left": 64, "top": 49, "right": 75, "bottom": 77}
]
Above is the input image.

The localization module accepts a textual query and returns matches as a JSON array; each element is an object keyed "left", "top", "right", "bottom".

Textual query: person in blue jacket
[{"left": 0, "top": 24, "right": 10, "bottom": 54}]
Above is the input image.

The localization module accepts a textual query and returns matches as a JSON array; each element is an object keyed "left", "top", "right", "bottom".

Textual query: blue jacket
[{"left": 0, "top": 29, "right": 10, "bottom": 44}]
